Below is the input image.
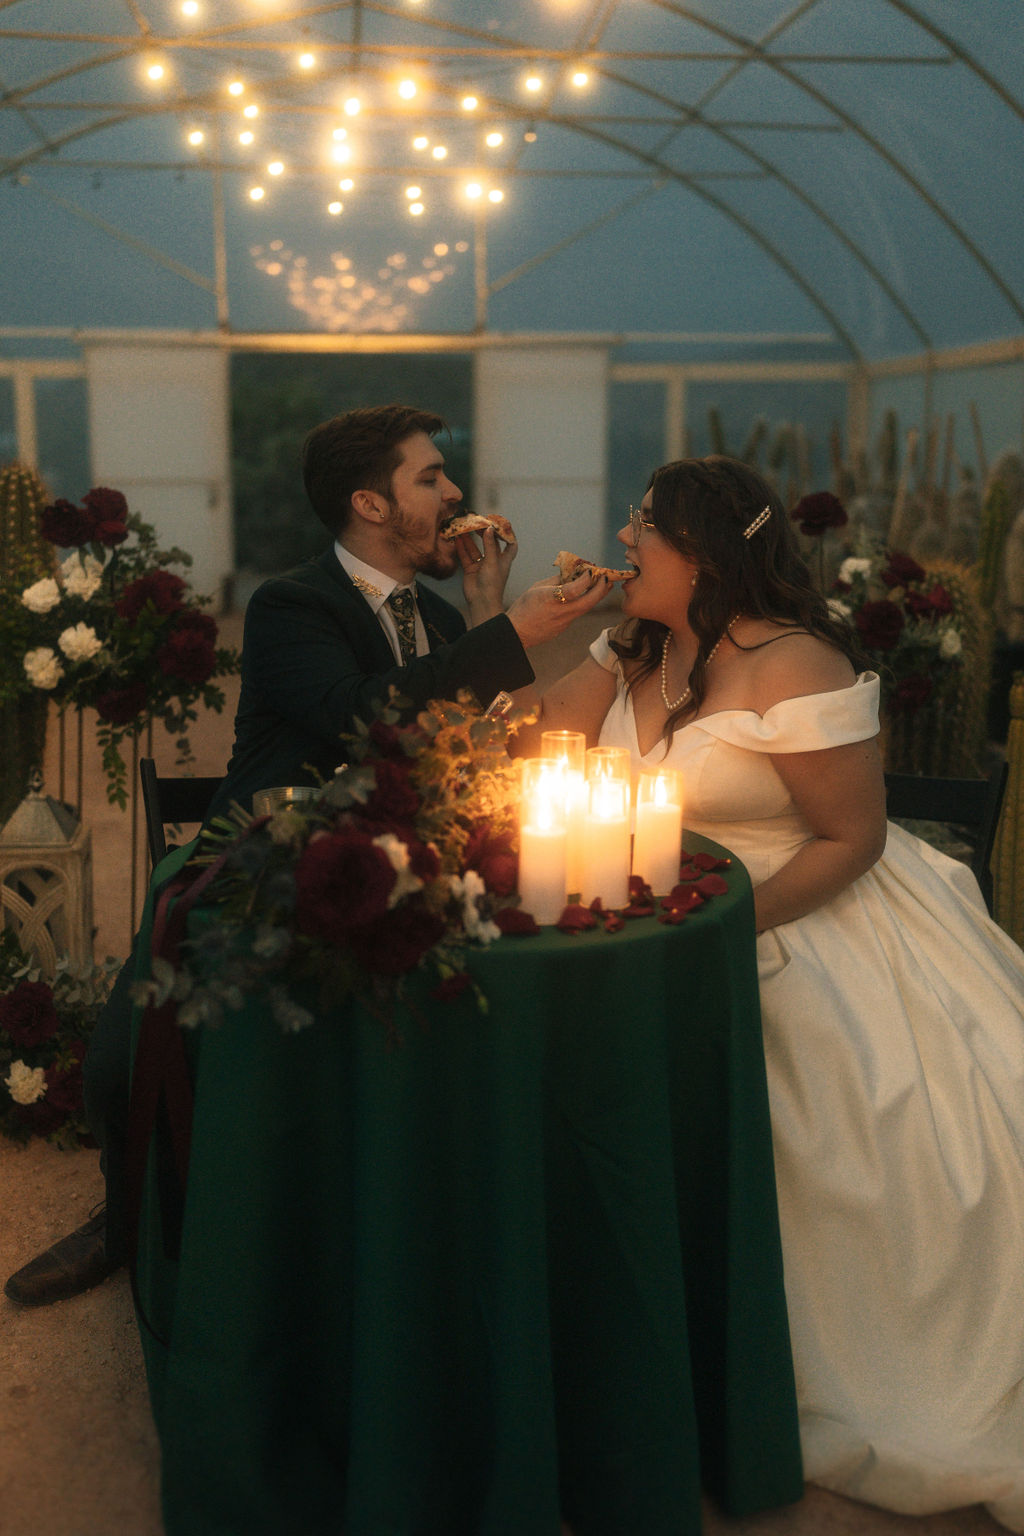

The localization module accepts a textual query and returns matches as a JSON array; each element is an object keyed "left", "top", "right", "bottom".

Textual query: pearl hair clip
[{"left": 743, "top": 504, "right": 772, "bottom": 539}]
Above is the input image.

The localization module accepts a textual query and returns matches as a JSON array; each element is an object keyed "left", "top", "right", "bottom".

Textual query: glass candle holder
[
  {"left": 632, "top": 768, "right": 684, "bottom": 895},
  {"left": 517, "top": 758, "right": 569, "bottom": 926},
  {"left": 541, "top": 731, "right": 586, "bottom": 897},
  {"left": 581, "top": 748, "right": 631, "bottom": 909}
]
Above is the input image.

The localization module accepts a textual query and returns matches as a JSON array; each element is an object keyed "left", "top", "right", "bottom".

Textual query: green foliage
[{"left": 976, "top": 479, "right": 1010, "bottom": 616}]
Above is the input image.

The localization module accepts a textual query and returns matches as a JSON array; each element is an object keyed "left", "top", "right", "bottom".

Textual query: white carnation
[
  {"left": 451, "top": 868, "right": 501, "bottom": 945},
  {"left": 58, "top": 622, "right": 103, "bottom": 662},
  {"left": 23, "top": 647, "right": 65, "bottom": 690},
  {"left": 21, "top": 577, "right": 61, "bottom": 614},
  {"left": 838, "top": 557, "right": 873, "bottom": 584},
  {"left": 373, "top": 832, "right": 425, "bottom": 908},
  {"left": 60, "top": 552, "right": 104, "bottom": 601},
  {"left": 940, "top": 628, "right": 963, "bottom": 659},
  {"left": 5, "top": 1060, "right": 47, "bottom": 1106},
  {"left": 828, "top": 598, "right": 853, "bottom": 620}
]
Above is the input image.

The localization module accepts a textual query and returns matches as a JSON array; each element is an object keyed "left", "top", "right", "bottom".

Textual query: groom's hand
[
  {"left": 505, "top": 571, "right": 609, "bottom": 649},
  {"left": 459, "top": 526, "right": 517, "bottom": 622}
]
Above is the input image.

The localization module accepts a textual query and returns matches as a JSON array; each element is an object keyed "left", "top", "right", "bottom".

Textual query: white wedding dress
[{"left": 592, "top": 632, "right": 1024, "bottom": 1530}]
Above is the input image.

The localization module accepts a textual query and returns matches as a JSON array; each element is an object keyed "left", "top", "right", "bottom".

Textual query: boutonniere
[{"left": 350, "top": 573, "right": 383, "bottom": 598}]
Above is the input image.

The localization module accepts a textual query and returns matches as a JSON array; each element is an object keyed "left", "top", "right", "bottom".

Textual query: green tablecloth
[{"left": 132, "top": 834, "right": 802, "bottom": 1536}]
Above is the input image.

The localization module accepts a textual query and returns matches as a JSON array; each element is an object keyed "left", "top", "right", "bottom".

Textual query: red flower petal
[
  {"left": 557, "top": 903, "right": 598, "bottom": 933},
  {"left": 694, "top": 872, "right": 729, "bottom": 896},
  {"left": 662, "top": 885, "right": 706, "bottom": 915},
  {"left": 688, "top": 850, "right": 731, "bottom": 871},
  {"left": 603, "top": 913, "right": 626, "bottom": 934},
  {"left": 493, "top": 907, "right": 541, "bottom": 936}
]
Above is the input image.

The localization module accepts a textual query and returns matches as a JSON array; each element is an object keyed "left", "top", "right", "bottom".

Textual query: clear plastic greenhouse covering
[{"left": 0, "top": 0, "right": 1023, "bottom": 364}]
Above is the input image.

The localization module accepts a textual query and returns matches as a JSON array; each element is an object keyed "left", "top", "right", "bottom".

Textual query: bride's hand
[{"left": 505, "top": 570, "right": 609, "bottom": 649}]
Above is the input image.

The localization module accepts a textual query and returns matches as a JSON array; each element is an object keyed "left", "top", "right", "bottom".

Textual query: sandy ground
[{"left": 0, "top": 602, "right": 1009, "bottom": 1536}]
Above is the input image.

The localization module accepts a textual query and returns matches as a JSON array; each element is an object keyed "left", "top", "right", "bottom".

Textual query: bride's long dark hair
[{"left": 610, "top": 455, "right": 867, "bottom": 741}]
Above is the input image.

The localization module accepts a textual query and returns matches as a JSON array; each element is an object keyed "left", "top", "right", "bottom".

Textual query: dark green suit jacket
[{"left": 206, "top": 548, "right": 534, "bottom": 822}]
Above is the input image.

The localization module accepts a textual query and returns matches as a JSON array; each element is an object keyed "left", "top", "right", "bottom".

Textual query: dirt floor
[{"left": 0, "top": 603, "right": 1010, "bottom": 1536}]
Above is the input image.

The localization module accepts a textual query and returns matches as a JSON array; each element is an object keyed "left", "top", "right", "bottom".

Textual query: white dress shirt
[{"left": 334, "top": 542, "right": 428, "bottom": 664}]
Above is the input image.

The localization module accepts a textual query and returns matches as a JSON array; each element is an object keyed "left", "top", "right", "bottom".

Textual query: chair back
[
  {"left": 139, "top": 758, "right": 223, "bottom": 868},
  {"left": 884, "top": 760, "right": 1008, "bottom": 914}
]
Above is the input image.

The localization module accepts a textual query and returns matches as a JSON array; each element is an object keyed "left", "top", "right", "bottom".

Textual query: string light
[
  {"left": 405, "top": 185, "right": 422, "bottom": 199},
  {"left": 227, "top": 80, "right": 245, "bottom": 97},
  {"left": 485, "top": 131, "right": 503, "bottom": 147},
  {"left": 488, "top": 188, "right": 504, "bottom": 203},
  {"left": 181, "top": 0, "right": 199, "bottom": 16},
  {"left": 249, "top": 186, "right": 265, "bottom": 202},
  {"left": 297, "top": 53, "right": 316, "bottom": 70},
  {"left": 145, "top": 61, "right": 166, "bottom": 83},
  {"left": 338, "top": 178, "right": 355, "bottom": 191},
  {"left": 409, "top": 202, "right": 424, "bottom": 216},
  {"left": 343, "top": 96, "right": 361, "bottom": 116},
  {"left": 431, "top": 145, "right": 448, "bottom": 160},
  {"left": 331, "top": 143, "right": 352, "bottom": 164},
  {"left": 462, "top": 96, "right": 479, "bottom": 111},
  {"left": 328, "top": 201, "right": 344, "bottom": 215},
  {"left": 571, "top": 70, "right": 589, "bottom": 87},
  {"left": 239, "top": 130, "right": 255, "bottom": 146},
  {"left": 243, "top": 104, "right": 259, "bottom": 119},
  {"left": 412, "top": 135, "right": 429, "bottom": 150},
  {"left": 397, "top": 79, "right": 417, "bottom": 100},
  {"left": 464, "top": 182, "right": 482, "bottom": 199},
  {"left": 524, "top": 74, "right": 543, "bottom": 93},
  {"left": 187, "top": 128, "right": 205, "bottom": 147},
  {"left": 267, "top": 160, "right": 285, "bottom": 176}
]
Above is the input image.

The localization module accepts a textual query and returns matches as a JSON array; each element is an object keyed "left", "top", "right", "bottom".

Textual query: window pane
[{"left": 35, "top": 377, "right": 90, "bottom": 502}]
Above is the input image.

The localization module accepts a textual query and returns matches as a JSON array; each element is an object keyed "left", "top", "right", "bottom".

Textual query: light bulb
[
  {"left": 488, "top": 188, "right": 504, "bottom": 203},
  {"left": 187, "top": 129, "right": 204, "bottom": 147},
  {"left": 249, "top": 186, "right": 265, "bottom": 201},
  {"left": 344, "top": 96, "right": 361, "bottom": 116},
  {"left": 431, "top": 145, "right": 448, "bottom": 160},
  {"left": 239, "top": 131, "right": 255, "bottom": 145},
  {"left": 412, "top": 135, "right": 429, "bottom": 150},
  {"left": 267, "top": 160, "right": 284, "bottom": 176},
  {"left": 465, "top": 182, "right": 482, "bottom": 199},
  {"left": 409, "top": 202, "right": 425, "bottom": 216},
  {"left": 328, "top": 201, "right": 343, "bottom": 215},
  {"left": 228, "top": 80, "right": 245, "bottom": 97},
  {"left": 243, "top": 104, "right": 259, "bottom": 119},
  {"left": 485, "top": 131, "right": 503, "bottom": 147},
  {"left": 298, "top": 53, "right": 316, "bottom": 70},
  {"left": 462, "top": 96, "right": 479, "bottom": 111},
  {"left": 571, "top": 70, "right": 589, "bottom": 87},
  {"left": 524, "top": 75, "right": 542, "bottom": 92},
  {"left": 398, "top": 79, "right": 417, "bottom": 100},
  {"left": 405, "top": 184, "right": 422, "bottom": 199}
]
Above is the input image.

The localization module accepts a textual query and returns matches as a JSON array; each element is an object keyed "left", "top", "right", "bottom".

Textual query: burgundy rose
[
  {"left": 294, "top": 830, "right": 396, "bottom": 944},
  {"left": 891, "top": 674, "right": 934, "bottom": 714},
  {"left": 83, "top": 488, "right": 129, "bottom": 547},
  {"left": 790, "top": 492, "right": 848, "bottom": 537},
  {"left": 14, "top": 1095, "right": 66, "bottom": 1138},
  {"left": 880, "top": 552, "right": 926, "bottom": 589},
  {"left": 155, "top": 628, "right": 217, "bottom": 685},
  {"left": 362, "top": 760, "right": 421, "bottom": 824},
  {"left": 405, "top": 836, "right": 440, "bottom": 884},
  {"left": 43, "top": 1040, "right": 87, "bottom": 1118},
  {"left": 854, "top": 599, "right": 905, "bottom": 652},
  {"left": 353, "top": 902, "right": 447, "bottom": 976},
  {"left": 0, "top": 980, "right": 60, "bottom": 1048},
  {"left": 40, "top": 498, "right": 97, "bottom": 548},
  {"left": 94, "top": 680, "right": 149, "bottom": 725},
  {"left": 904, "top": 583, "right": 954, "bottom": 623},
  {"left": 462, "top": 825, "right": 517, "bottom": 896},
  {"left": 116, "top": 570, "right": 188, "bottom": 622},
  {"left": 368, "top": 720, "right": 418, "bottom": 760},
  {"left": 171, "top": 609, "right": 218, "bottom": 644}
]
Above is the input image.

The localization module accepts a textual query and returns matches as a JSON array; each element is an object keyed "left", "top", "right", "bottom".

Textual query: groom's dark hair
[{"left": 302, "top": 403, "right": 448, "bottom": 535}]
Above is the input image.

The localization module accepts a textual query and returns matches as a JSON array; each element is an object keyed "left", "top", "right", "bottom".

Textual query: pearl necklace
[{"left": 660, "top": 615, "right": 741, "bottom": 712}]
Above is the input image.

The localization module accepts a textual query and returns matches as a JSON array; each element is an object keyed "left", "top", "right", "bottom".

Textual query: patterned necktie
[{"left": 386, "top": 586, "right": 418, "bottom": 665}]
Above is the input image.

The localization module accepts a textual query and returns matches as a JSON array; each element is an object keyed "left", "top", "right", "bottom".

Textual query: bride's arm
[
  {"left": 754, "top": 737, "right": 887, "bottom": 931},
  {"left": 509, "top": 655, "right": 618, "bottom": 756}
]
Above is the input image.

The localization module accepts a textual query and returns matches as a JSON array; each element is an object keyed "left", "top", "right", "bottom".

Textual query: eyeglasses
[{"left": 628, "top": 505, "right": 656, "bottom": 546}]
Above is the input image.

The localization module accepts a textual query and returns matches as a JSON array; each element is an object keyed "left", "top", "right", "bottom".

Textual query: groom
[{"left": 5, "top": 400, "right": 606, "bottom": 1306}]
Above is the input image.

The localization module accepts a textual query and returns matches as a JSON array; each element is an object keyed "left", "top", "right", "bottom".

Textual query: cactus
[
  {"left": 977, "top": 478, "right": 1011, "bottom": 615},
  {"left": 0, "top": 462, "right": 54, "bottom": 828},
  {"left": 992, "top": 672, "right": 1024, "bottom": 944}
]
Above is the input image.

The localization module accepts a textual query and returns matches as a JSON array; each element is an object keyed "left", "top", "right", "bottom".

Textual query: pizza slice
[
  {"left": 440, "top": 511, "right": 515, "bottom": 543},
  {"left": 554, "top": 549, "right": 637, "bottom": 584}
]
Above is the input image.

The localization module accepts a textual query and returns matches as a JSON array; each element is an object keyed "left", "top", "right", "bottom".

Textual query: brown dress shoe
[{"left": 4, "top": 1209, "right": 118, "bottom": 1306}]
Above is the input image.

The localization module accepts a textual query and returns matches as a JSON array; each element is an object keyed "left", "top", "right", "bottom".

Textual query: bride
[{"left": 518, "top": 455, "right": 1024, "bottom": 1531}]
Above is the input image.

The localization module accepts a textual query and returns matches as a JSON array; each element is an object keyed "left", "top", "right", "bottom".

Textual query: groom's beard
[{"left": 386, "top": 504, "right": 460, "bottom": 581}]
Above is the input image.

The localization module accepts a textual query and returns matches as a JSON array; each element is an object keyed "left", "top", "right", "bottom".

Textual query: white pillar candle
[
  {"left": 632, "top": 769, "right": 683, "bottom": 895},
  {"left": 541, "top": 732, "right": 587, "bottom": 897},
  {"left": 581, "top": 775, "right": 631, "bottom": 909},
  {"left": 518, "top": 759, "right": 569, "bottom": 925}
]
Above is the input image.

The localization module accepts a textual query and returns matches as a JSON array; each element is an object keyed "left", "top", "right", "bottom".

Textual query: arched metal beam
[{"left": 646, "top": 0, "right": 1024, "bottom": 326}]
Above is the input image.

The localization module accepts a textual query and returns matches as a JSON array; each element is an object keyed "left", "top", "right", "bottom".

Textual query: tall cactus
[
  {"left": 1, "top": 462, "right": 54, "bottom": 828},
  {"left": 977, "top": 478, "right": 1010, "bottom": 615},
  {"left": 993, "top": 672, "right": 1024, "bottom": 944}
]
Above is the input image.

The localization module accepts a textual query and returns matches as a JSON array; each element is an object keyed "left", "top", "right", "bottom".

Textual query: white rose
[
  {"left": 940, "top": 628, "right": 963, "bottom": 659},
  {"left": 5, "top": 1060, "right": 47, "bottom": 1106},
  {"left": 828, "top": 598, "right": 853, "bottom": 620},
  {"left": 452, "top": 868, "right": 501, "bottom": 945},
  {"left": 21, "top": 577, "right": 61, "bottom": 614},
  {"left": 60, "top": 552, "right": 104, "bottom": 601},
  {"left": 58, "top": 622, "right": 103, "bottom": 662},
  {"left": 838, "top": 557, "right": 873, "bottom": 584},
  {"left": 373, "top": 832, "right": 425, "bottom": 908},
  {"left": 23, "top": 647, "right": 65, "bottom": 690}
]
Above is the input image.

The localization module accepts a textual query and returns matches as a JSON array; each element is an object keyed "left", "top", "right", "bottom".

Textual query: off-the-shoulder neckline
[{"left": 626, "top": 671, "right": 879, "bottom": 759}]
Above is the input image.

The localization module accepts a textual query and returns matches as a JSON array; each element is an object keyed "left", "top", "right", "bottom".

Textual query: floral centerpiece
[
  {"left": 829, "top": 546, "right": 990, "bottom": 775},
  {"left": 0, "top": 927, "right": 119, "bottom": 1148},
  {"left": 0, "top": 485, "right": 239, "bottom": 807},
  {"left": 142, "top": 692, "right": 530, "bottom": 1033}
]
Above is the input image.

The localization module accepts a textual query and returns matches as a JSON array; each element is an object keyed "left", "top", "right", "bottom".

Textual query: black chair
[
  {"left": 139, "top": 757, "right": 223, "bottom": 868},
  {"left": 884, "top": 760, "right": 1008, "bottom": 915}
]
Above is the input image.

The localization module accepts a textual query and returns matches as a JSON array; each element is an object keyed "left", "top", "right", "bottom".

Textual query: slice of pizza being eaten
[
  {"left": 440, "top": 511, "right": 515, "bottom": 543},
  {"left": 554, "top": 549, "right": 637, "bottom": 584}
]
